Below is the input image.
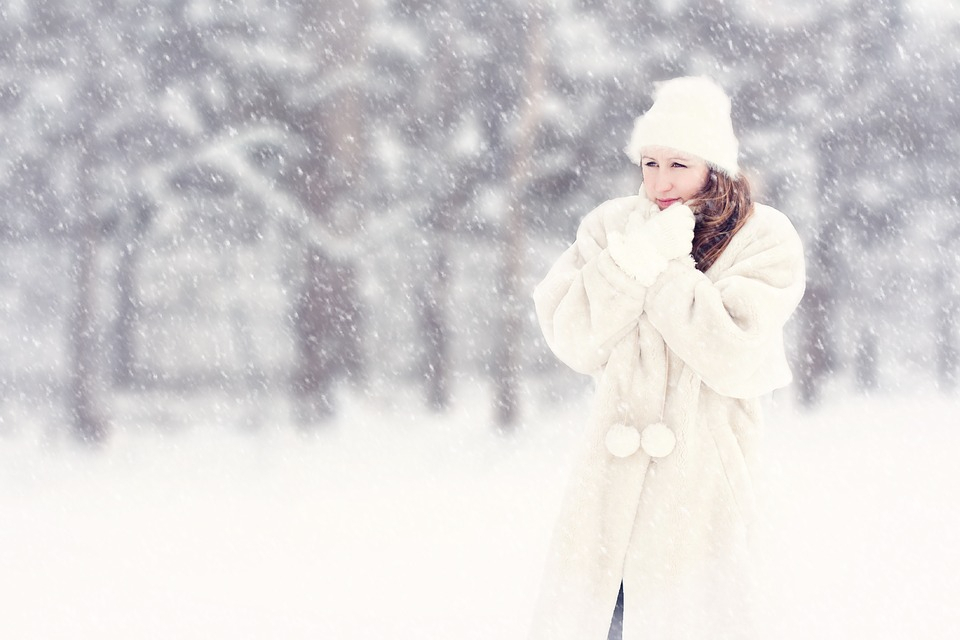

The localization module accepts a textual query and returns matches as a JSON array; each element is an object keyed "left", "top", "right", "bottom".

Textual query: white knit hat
[{"left": 625, "top": 76, "right": 740, "bottom": 176}]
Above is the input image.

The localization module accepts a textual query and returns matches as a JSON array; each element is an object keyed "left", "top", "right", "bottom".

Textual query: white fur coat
[{"left": 529, "top": 191, "right": 805, "bottom": 640}]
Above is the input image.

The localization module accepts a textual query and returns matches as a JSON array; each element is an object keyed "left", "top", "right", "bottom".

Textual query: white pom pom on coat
[
  {"left": 640, "top": 421, "right": 676, "bottom": 458},
  {"left": 605, "top": 423, "right": 641, "bottom": 458},
  {"left": 606, "top": 422, "right": 676, "bottom": 459}
]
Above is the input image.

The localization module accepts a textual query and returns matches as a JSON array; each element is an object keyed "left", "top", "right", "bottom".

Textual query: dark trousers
[{"left": 607, "top": 582, "right": 624, "bottom": 640}]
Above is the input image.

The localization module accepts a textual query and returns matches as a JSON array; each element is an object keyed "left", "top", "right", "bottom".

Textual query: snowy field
[{"left": 2, "top": 385, "right": 959, "bottom": 639}]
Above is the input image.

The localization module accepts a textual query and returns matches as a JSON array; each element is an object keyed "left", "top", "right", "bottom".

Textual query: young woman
[{"left": 529, "top": 77, "right": 806, "bottom": 640}]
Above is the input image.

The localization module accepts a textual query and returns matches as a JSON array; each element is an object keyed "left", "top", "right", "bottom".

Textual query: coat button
[
  {"left": 605, "top": 423, "right": 641, "bottom": 458},
  {"left": 640, "top": 422, "right": 676, "bottom": 458}
]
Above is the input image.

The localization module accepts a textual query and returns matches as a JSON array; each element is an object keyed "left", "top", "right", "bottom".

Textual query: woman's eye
[
  {"left": 671, "top": 162, "right": 688, "bottom": 169},
  {"left": 643, "top": 161, "right": 658, "bottom": 168}
]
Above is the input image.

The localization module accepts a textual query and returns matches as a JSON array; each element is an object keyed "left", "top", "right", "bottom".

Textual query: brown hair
[{"left": 688, "top": 169, "right": 754, "bottom": 272}]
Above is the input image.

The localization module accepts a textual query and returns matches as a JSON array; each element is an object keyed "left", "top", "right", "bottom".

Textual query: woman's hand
[
  {"left": 642, "top": 204, "right": 694, "bottom": 260},
  {"left": 606, "top": 203, "right": 694, "bottom": 285}
]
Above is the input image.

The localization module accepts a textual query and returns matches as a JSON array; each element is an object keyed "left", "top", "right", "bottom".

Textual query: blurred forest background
[{"left": 1, "top": 0, "right": 958, "bottom": 443}]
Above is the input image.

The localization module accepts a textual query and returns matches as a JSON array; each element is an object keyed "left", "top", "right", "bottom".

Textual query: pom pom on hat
[{"left": 625, "top": 76, "right": 740, "bottom": 177}]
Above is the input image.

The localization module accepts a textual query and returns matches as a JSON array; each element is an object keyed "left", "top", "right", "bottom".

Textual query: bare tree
[
  {"left": 493, "top": 5, "right": 547, "bottom": 428},
  {"left": 68, "top": 225, "right": 108, "bottom": 443},
  {"left": 289, "top": 0, "right": 370, "bottom": 424}
]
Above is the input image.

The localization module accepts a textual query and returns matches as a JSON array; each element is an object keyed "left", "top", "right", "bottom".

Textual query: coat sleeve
[
  {"left": 533, "top": 198, "right": 664, "bottom": 375},
  {"left": 642, "top": 207, "right": 806, "bottom": 397}
]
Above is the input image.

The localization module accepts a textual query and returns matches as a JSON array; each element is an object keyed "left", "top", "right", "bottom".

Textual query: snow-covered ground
[{"left": 2, "top": 385, "right": 959, "bottom": 639}]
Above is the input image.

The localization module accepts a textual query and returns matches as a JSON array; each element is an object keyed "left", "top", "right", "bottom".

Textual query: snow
[
  {"left": 757, "top": 393, "right": 960, "bottom": 639},
  {"left": 2, "top": 386, "right": 959, "bottom": 639},
  {"left": 908, "top": 0, "right": 960, "bottom": 22}
]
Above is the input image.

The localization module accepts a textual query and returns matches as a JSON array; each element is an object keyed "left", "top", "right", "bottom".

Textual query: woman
[{"left": 529, "top": 76, "right": 805, "bottom": 640}]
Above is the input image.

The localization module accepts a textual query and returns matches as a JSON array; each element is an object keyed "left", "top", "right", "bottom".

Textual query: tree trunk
[
  {"left": 293, "top": 246, "right": 364, "bottom": 424},
  {"left": 416, "top": 238, "right": 450, "bottom": 412},
  {"left": 290, "top": 0, "right": 369, "bottom": 425},
  {"left": 113, "top": 200, "right": 151, "bottom": 388},
  {"left": 493, "top": 6, "right": 546, "bottom": 429},
  {"left": 937, "top": 298, "right": 959, "bottom": 391},
  {"left": 69, "top": 230, "right": 107, "bottom": 444},
  {"left": 796, "top": 284, "right": 836, "bottom": 408},
  {"left": 113, "top": 242, "right": 139, "bottom": 388},
  {"left": 854, "top": 325, "right": 879, "bottom": 392}
]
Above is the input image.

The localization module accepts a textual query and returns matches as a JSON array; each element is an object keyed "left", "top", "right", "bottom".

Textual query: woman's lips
[{"left": 657, "top": 198, "right": 680, "bottom": 208}]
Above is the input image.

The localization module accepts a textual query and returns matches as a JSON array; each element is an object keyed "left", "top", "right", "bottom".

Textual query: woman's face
[{"left": 640, "top": 147, "right": 710, "bottom": 210}]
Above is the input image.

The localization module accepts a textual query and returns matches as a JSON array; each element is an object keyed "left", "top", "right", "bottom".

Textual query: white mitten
[
  {"left": 643, "top": 204, "right": 695, "bottom": 260},
  {"left": 607, "top": 204, "right": 694, "bottom": 285}
]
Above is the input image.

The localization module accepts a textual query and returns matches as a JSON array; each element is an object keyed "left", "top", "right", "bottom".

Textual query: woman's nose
[{"left": 652, "top": 171, "right": 671, "bottom": 195}]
